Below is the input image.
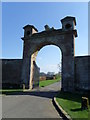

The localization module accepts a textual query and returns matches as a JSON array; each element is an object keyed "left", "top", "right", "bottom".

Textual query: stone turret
[
  {"left": 22, "top": 25, "right": 38, "bottom": 40},
  {"left": 61, "top": 16, "right": 76, "bottom": 31}
]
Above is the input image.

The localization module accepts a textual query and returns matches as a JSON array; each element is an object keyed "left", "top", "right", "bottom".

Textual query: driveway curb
[{"left": 52, "top": 97, "right": 72, "bottom": 120}]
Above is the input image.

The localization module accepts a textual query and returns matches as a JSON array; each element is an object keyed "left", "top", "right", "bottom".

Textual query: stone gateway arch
[{"left": 21, "top": 16, "right": 77, "bottom": 92}]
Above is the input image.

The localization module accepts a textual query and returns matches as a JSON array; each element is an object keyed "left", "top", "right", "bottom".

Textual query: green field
[
  {"left": 39, "top": 78, "right": 60, "bottom": 87},
  {"left": 56, "top": 91, "right": 90, "bottom": 119}
]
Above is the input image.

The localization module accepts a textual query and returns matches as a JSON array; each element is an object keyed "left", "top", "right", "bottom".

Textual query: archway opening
[{"left": 35, "top": 45, "right": 62, "bottom": 90}]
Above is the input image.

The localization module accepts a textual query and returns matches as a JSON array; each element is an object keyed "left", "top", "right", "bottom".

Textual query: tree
[{"left": 57, "top": 62, "right": 61, "bottom": 73}]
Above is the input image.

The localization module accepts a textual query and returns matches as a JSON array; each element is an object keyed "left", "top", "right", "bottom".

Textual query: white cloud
[{"left": 40, "top": 64, "right": 61, "bottom": 74}]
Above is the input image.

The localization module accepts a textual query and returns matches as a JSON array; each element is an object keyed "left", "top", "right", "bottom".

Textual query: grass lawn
[
  {"left": 56, "top": 91, "right": 90, "bottom": 119},
  {"left": 39, "top": 78, "right": 60, "bottom": 87}
]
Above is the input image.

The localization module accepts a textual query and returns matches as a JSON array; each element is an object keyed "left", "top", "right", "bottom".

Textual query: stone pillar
[
  {"left": 61, "top": 34, "right": 76, "bottom": 92},
  {"left": 21, "top": 57, "right": 31, "bottom": 89},
  {"left": 61, "top": 16, "right": 77, "bottom": 92},
  {"left": 21, "top": 25, "right": 38, "bottom": 89},
  {"left": 29, "top": 52, "right": 38, "bottom": 89},
  {"left": 62, "top": 55, "right": 75, "bottom": 91}
]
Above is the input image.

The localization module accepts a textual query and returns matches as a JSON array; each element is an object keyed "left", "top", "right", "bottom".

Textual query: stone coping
[{"left": 52, "top": 97, "right": 72, "bottom": 120}]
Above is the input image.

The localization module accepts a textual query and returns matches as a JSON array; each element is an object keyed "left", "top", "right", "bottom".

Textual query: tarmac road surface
[{"left": 2, "top": 81, "right": 62, "bottom": 118}]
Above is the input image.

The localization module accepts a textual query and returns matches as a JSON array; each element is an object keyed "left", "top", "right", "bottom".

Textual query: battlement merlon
[{"left": 22, "top": 25, "right": 38, "bottom": 40}]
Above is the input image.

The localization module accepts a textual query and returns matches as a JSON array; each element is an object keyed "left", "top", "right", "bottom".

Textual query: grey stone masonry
[
  {"left": 1, "top": 16, "right": 90, "bottom": 93},
  {"left": 21, "top": 16, "right": 77, "bottom": 91},
  {"left": 75, "top": 56, "right": 90, "bottom": 92}
]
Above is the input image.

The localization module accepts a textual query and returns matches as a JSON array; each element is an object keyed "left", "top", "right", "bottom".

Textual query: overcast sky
[{"left": 2, "top": 2, "right": 88, "bottom": 73}]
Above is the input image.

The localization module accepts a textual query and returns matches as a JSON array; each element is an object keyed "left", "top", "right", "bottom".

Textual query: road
[{"left": 2, "top": 81, "right": 61, "bottom": 118}]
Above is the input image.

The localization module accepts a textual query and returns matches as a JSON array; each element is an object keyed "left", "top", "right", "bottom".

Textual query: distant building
[
  {"left": 47, "top": 72, "right": 55, "bottom": 76},
  {"left": 39, "top": 72, "right": 46, "bottom": 81},
  {"left": 39, "top": 72, "right": 56, "bottom": 81}
]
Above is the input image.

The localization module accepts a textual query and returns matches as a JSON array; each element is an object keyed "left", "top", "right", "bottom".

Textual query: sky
[{"left": 2, "top": 2, "right": 88, "bottom": 73}]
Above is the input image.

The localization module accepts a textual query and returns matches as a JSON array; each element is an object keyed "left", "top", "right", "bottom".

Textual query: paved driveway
[{"left": 2, "top": 81, "right": 61, "bottom": 118}]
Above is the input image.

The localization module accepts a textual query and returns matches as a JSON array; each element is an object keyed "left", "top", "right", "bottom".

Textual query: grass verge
[
  {"left": 56, "top": 91, "right": 90, "bottom": 119},
  {"left": 39, "top": 78, "right": 60, "bottom": 87},
  {"left": 0, "top": 89, "right": 23, "bottom": 94}
]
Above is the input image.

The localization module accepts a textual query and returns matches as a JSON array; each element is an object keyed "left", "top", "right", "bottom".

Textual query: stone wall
[
  {"left": 2, "top": 59, "right": 23, "bottom": 88},
  {"left": 75, "top": 56, "right": 90, "bottom": 92},
  {"left": 1, "top": 55, "right": 90, "bottom": 92},
  {"left": 1, "top": 59, "right": 40, "bottom": 89}
]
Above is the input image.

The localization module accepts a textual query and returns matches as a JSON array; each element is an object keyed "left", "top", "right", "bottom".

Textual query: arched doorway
[
  {"left": 21, "top": 16, "right": 77, "bottom": 92},
  {"left": 36, "top": 45, "right": 62, "bottom": 89},
  {"left": 36, "top": 45, "right": 61, "bottom": 75}
]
